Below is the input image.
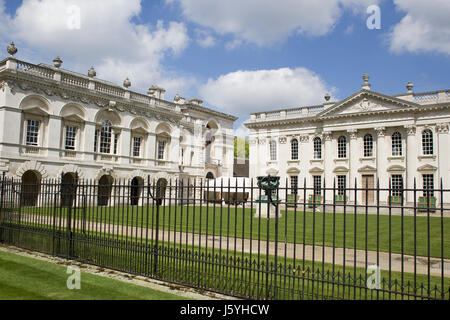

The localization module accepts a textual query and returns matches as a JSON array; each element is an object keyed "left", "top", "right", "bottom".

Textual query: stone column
[
  {"left": 405, "top": 125, "right": 417, "bottom": 203},
  {"left": 437, "top": 123, "right": 449, "bottom": 203},
  {"left": 375, "top": 127, "right": 387, "bottom": 201},
  {"left": 347, "top": 129, "right": 358, "bottom": 203},
  {"left": 323, "top": 131, "right": 333, "bottom": 203}
]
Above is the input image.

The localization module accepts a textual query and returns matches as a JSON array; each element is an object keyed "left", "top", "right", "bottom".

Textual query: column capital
[
  {"left": 278, "top": 136, "right": 287, "bottom": 144},
  {"left": 404, "top": 125, "right": 416, "bottom": 136},
  {"left": 436, "top": 122, "right": 449, "bottom": 134},
  {"left": 300, "top": 135, "right": 310, "bottom": 143},
  {"left": 347, "top": 129, "right": 357, "bottom": 139},
  {"left": 375, "top": 127, "right": 386, "bottom": 137},
  {"left": 323, "top": 131, "right": 333, "bottom": 141}
]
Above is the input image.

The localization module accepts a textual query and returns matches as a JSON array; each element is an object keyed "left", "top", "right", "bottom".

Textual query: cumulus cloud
[
  {"left": 199, "top": 67, "right": 334, "bottom": 119},
  {"left": 1, "top": 0, "right": 192, "bottom": 96},
  {"left": 194, "top": 29, "right": 216, "bottom": 48},
  {"left": 167, "top": 0, "right": 378, "bottom": 47},
  {"left": 389, "top": 0, "right": 450, "bottom": 55}
]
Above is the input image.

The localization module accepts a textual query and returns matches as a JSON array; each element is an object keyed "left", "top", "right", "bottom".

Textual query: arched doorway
[
  {"left": 21, "top": 171, "right": 40, "bottom": 207},
  {"left": 61, "top": 173, "right": 77, "bottom": 207},
  {"left": 130, "top": 177, "right": 143, "bottom": 206},
  {"left": 206, "top": 172, "right": 214, "bottom": 179},
  {"left": 98, "top": 175, "right": 113, "bottom": 206}
]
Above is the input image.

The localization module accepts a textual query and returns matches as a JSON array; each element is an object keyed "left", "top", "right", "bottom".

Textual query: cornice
[{"left": 1, "top": 75, "right": 184, "bottom": 125}]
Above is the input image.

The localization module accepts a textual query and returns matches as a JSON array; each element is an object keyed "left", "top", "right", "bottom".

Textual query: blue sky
[{"left": 0, "top": 0, "right": 449, "bottom": 135}]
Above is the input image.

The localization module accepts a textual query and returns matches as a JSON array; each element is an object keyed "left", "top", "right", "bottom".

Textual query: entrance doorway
[
  {"left": 21, "top": 171, "right": 40, "bottom": 206},
  {"left": 98, "top": 175, "right": 113, "bottom": 206},
  {"left": 362, "top": 175, "right": 375, "bottom": 204}
]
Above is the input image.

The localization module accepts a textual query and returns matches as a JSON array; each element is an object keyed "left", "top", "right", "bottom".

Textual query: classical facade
[
  {"left": 245, "top": 73, "right": 450, "bottom": 205},
  {"left": 0, "top": 43, "right": 236, "bottom": 198}
]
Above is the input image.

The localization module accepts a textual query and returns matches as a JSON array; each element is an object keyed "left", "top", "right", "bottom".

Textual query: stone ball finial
[
  {"left": 88, "top": 67, "right": 96, "bottom": 78},
  {"left": 324, "top": 93, "right": 331, "bottom": 101},
  {"left": 406, "top": 81, "right": 414, "bottom": 93},
  {"left": 123, "top": 77, "right": 131, "bottom": 88},
  {"left": 7, "top": 41, "right": 17, "bottom": 57},
  {"left": 53, "top": 56, "right": 63, "bottom": 68}
]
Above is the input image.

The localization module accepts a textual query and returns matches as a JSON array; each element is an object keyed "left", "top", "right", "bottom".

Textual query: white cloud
[
  {"left": 1, "top": 0, "right": 192, "bottom": 96},
  {"left": 167, "top": 0, "right": 378, "bottom": 47},
  {"left": 199, "top": 67, "right": 334, "bottom": 119},
  {"left": 389, "top": 0, "right": 450, "bottom": 55},
  {"left": 195, "top": 29, "right": 216, "bottom": 48}
]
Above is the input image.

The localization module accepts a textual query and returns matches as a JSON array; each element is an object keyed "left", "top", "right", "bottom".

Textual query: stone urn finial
[
  {"left": 362, "top": 72, "right": 371, "bottom": 90},
  {"left": 324, "top": 93, "right": 331, "bottom": 101},
  {"left": 88, "top": 67, "right": 96, "bottom": 78},
  {"left": 53, "top": 56, "right": 63, "bottom": 68},
  {"left": 406, "top": 81, "right": 413, "bottom": 93},
  {"left": 123, "top": 77, "right": 131, "bottom": 88},
  {"left": 7, "top": 41, "right": 17, "bottom": 57}
]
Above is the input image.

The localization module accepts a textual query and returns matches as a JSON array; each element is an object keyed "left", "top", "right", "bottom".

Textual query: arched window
[
  {"left": 337, "top": 136, "right": 347, "bottom": 158},
  {"left": 422, "top": 129, "right": 433, "bottom": 155},
  {"left": 269, "top": 140, "right": 277, "bottom": 161},
  {"left": 363, "top": 134, "right": 373, "bottom": 157},
  {"left": 392, "top": 132, "right": 402, "bottom": 156},
  {"left": 314, "top": 137, "right": 322, "bottom": 159},
  {"left": 291, "top": 139, "right": 298, "bottom": 160},
  {"left": 100, "top": 120, "right": 112, "bottom": 154}
]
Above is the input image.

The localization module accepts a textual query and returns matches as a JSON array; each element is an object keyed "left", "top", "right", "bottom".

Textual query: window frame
[
  {"left": 25, "top": 119, "right": 40, "bottom": 146},
  {"left": 313, "top": 137, "right": 322, "bottom": 159},
  {"left": 363, "top": 134, "right": 373, "bottom": 157},
  {"left": 64, "top": 125, "right": 77, "bottom": 151},
  {"left": 291, "top": 139, "right": 299, "bottom": 160},
  {"left": 269, "top": 140, "right": 277, "bottom": 161},
  {"left": 132, "top": 136, "right": 142, "bottom": 158},
  {"left": 337, "top": 136, "right": 347, "bottom": 159},
  {"left": 391, "top": 132, "right": 403, "bottom": 156},
  {"left": 337, "top": 175, "right": 346, "bottom": 196},
  {"left": 391, "top": 174, "right": 403, "bottom": 197},
  {"left": 422, "top": 174, "right": 434, "bottom": 197},
  {"left": 422, "top": 129, "right": 434, "bottom": 155}
]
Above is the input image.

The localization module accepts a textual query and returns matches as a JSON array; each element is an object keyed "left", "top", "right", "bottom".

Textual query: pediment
[
  {"left": 309, "top": 167, "right": 324, "bottom": 174},
  {"left": 387, "top": 165, "right": 405, "bottom": 172},
  {"left": 333, "top": 166, "right": 349, "bottom": 173},
  {"left": 319, "top": 90, "right": 417, "bottom": 118},
  {"left": 266, "top": 168, "right": 279, "bottom": 176},
  {"left": 358, "top": 165, "right": 377, "bottom": 173},
  {"left": 287, "top": 167, "right": 300, "bottom": 175},
  {"left": 417, "top": 164, "right": 437, "bottom": 172}
]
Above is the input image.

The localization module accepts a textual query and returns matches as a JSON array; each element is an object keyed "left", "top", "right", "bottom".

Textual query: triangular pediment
[{"left": 318, "top": 90, "right": 418, "bottom": 118}]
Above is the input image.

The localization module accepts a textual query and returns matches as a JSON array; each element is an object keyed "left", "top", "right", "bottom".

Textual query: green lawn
[
  {"left": 0, "top": 249, "right": 189, "bottom": 300},
  {"left": 15, "top": 204, "right": 450, "bottom": 258}
]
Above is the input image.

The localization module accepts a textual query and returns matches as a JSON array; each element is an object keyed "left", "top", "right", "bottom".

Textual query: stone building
[
  {"left": 245, "top": 73, "right": 450, "bottom": 206},
  {"left": 0, "top": 43, "right": 236, "bottom": 205}
]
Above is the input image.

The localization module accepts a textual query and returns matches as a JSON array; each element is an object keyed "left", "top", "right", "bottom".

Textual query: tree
[{"left": 234, "top": 137, "right": 249, "bottom": 159}]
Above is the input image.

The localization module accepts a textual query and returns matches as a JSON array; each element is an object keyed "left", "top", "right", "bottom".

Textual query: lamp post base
[{"left": 254, "top": 202, "right": 278, "bottom": 218}]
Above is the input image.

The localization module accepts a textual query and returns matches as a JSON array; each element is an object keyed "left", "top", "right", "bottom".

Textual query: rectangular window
[
  {"left": 290, "top": 176, "right": 298, "bottom": 194},
  {"left": 423, "top": 174, "right": 434, "bottom": 197},
  {"left": 133, "top": 137, "right": 141, "bottom": 157},
  {"left": 94, "top": 130, "right": 99, "bottom": 152},
  {"left": 391, "top": 175, "right": 403, "bottom": 197},
  {"left": 158, "top": 140, "right": 165, "bottom": 160},
  {"left": 270, "top": 140, "right": 277, "bottom": 161},
  {"left": 113, "top": 133, "right": 119, "bottom": 155},
  {"left": 337, "top": 175, "right": 346, "bottom": 196},
  {"left": 26, "top": 119, "right": 40, "bottom": 146},
  {"left": 313, "top": 176, "right": 321, "bottom": 196},
  {"left": 65, "top": 126, "right": 77, "bottom": 150}
]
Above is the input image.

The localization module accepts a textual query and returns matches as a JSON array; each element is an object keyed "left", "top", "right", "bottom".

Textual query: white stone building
[
  {"left": 0, "top": 43, "right": 236, "bottom": 204},
  {"left": 245, "top": 73, "right": 450, "bottom": 206}
]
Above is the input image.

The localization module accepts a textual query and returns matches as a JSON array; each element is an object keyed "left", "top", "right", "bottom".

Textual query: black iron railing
[{"left": 0, "top": 172, "right": 449, "bottom": 300}]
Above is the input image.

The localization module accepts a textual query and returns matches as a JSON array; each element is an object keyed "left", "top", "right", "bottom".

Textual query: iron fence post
[{"left": 0, "top": 172, "right": 5, "bottom": 242}]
